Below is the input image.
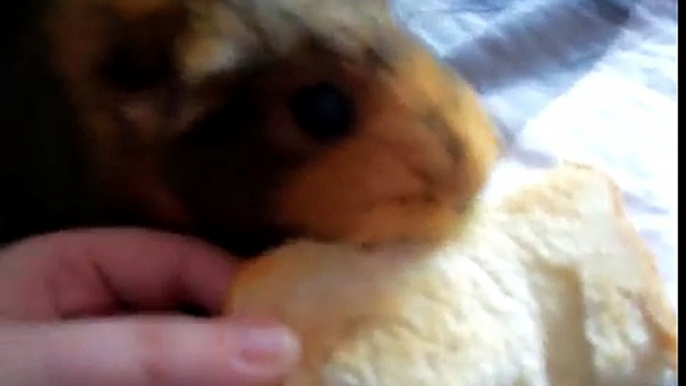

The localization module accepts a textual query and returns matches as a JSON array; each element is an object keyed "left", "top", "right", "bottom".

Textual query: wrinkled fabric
[{"left": 393, "top": 0, "right": 678, "bottom": 332}]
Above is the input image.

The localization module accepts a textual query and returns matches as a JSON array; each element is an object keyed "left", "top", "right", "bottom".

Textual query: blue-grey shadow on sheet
[{"left": 395, "top": 0, "right": 638, "bottom": 149}]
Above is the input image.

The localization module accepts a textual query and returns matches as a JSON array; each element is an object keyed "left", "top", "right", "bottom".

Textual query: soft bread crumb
[{"left": 226, "top": 163, "right": 677, "bottom": 386}]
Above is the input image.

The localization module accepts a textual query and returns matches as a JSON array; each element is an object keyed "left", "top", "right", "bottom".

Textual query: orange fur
[{"left": 274, "top": 45, "right": 499, "bottom": 243}]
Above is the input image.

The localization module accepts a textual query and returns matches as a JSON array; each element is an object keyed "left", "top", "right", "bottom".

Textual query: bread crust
[{"left": 499, "top": 162, "right": 677, "bottom": 371}]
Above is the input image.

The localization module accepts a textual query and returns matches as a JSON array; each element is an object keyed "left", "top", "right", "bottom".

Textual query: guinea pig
[{"left": 0, "top": 0, "right": 500, "bottom": 257}]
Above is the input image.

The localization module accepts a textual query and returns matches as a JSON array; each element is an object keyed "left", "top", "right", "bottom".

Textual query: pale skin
[{"left": 0, "top": 228, "right": 301, "bottom": 386}]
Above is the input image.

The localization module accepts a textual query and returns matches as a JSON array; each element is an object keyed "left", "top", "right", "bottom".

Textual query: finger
[
  {"left": 1, "top": 317, "right": 301, "bottom": 386},
  {"left": 0, "top": 229, "right": 236, "bottom": 319}
]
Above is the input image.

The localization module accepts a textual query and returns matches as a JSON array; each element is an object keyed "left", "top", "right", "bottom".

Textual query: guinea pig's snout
[{"left": 287, "top": 81, "right": 356, "bottom": 141}]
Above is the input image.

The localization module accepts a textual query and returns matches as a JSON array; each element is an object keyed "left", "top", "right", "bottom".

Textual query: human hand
[{"left": 0, "top": 229, "right": 301, "bottom": 386}]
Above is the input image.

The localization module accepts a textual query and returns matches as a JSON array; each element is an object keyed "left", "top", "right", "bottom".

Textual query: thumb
[{"left": 1, "top": 317, "right": 301, "bottom": 386}]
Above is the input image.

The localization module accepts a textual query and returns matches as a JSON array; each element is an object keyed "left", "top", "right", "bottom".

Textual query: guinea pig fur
[{"left": 0, "top": 0, "right": 500, "bottom": 256}]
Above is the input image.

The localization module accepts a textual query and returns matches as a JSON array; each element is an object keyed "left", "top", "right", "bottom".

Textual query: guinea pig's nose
[{"left": 287, "top": 81, "right": 356, "bottom": 141}]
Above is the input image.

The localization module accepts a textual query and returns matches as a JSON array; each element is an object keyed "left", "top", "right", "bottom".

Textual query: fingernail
[{"left": 233, "top": 323, "right": 301, "bottom": 372}]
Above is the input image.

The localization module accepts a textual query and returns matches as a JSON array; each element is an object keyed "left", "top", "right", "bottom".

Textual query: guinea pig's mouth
[{"left": 135, "top": 178, "right": 473, "bottom": 257}]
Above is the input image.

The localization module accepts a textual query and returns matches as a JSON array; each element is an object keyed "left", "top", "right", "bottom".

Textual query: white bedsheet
[{"left": 393, "top": 0, "right": 678, "bottom": 314}]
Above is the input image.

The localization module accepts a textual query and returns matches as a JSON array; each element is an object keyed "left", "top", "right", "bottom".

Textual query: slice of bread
[{"left": 225, "top": 163, "right": 678, "bottom": 386}]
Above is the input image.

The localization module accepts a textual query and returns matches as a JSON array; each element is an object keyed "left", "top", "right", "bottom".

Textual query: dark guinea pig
[{"left": 0, "top": 0, "right": 500, "bottom": 257}]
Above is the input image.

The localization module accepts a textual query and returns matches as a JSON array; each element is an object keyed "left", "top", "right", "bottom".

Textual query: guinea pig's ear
[
  {"left": 97, "top": 0, "right": 186, "bottom": 92},
  {"left": 46, "top": 0, "right": 187, "bottom": 97}
]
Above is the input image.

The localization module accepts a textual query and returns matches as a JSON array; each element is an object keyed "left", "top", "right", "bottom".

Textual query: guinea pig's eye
[{"left": 287, "top": 81, "right": 356, "bottom": 141}]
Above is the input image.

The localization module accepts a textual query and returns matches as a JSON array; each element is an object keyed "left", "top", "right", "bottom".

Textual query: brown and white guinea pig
[{"left": 0, "top": 0, "right": 500, "bottom": 256}]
